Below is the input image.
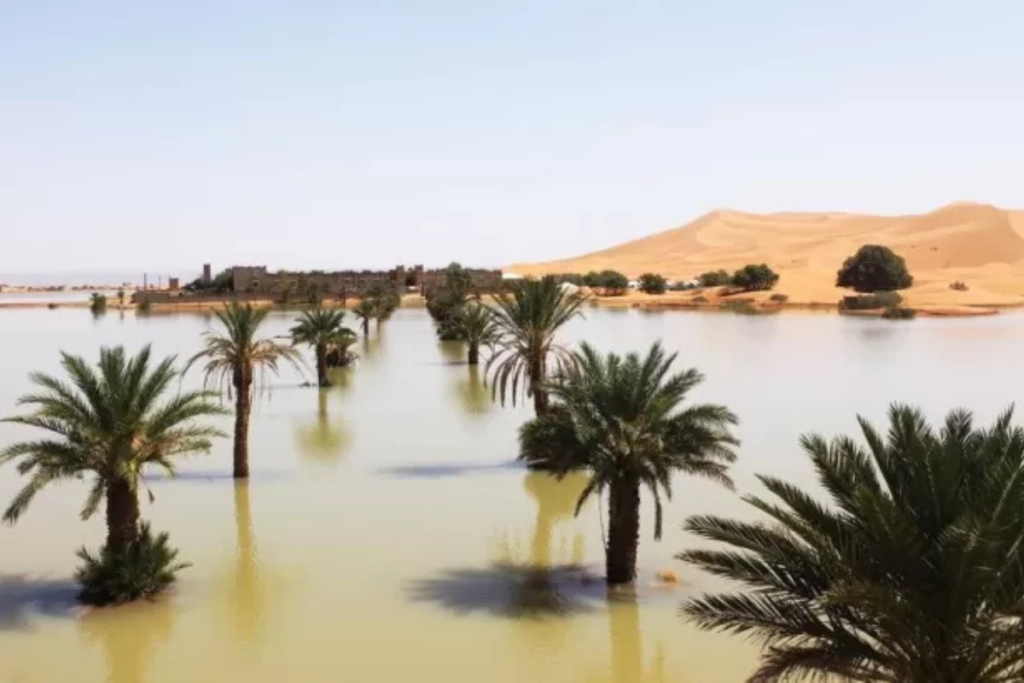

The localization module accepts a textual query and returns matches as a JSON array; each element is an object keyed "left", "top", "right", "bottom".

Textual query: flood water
[{"left": 2, "top": 306, "right": 1023, "bottom": 682}]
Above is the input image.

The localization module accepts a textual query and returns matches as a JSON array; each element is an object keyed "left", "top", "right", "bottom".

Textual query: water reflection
[
  {"left": 228, "top": 482, "right": 262, "bottom": 643},
  {"left": 450, "top": 365, "right": 491, "bottom": 417},
  {"left": 438, "top": 341, "right": 466, "bottom": 365},
  {"left": 293, "top": 388, "right": 352, "bottom": 465},
  {"left": 78, "top": 598, "right": 175, "bottom": 683}
]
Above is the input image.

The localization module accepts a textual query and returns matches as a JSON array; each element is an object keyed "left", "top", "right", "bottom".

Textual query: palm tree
[
  {"left": 680, "top": 405, "right": 1024, "bottom": 682},
  {"left": 519, "top": 342, "right": 739, "bottom": 585},
  {"left": 459, "top": 302, "right": 496, "bottom": 366},
  {"left": 0, "top": 346, "right": 225, "bottom": 602},
  {"left": 290, "top": 308, "right": 356, "bottom": 387},
  {"left": 353, "top": 299, "right": 374, "bottom": 338},
  {"left": 487, "top": 277, "right": 586, "bottom": 415},
  {"left": 187, "top": 303, "right": 301, "bottom": 478}
]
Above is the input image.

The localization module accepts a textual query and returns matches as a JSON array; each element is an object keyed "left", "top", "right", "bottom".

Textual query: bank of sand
[{"left": 507, "top": 202, "right": 1024, "bottom": 315}]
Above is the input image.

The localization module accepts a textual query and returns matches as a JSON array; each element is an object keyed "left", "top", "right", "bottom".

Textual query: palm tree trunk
[
  {"left": 362, "top": 318, "right": 369, "bottom": 337},
  {"left": 316, "top": 343, "right": 329, "bottom": 387},
  {"left": 606, "top": 475, "right": 641, "bottom": 584},
  {"left": 233, "top": 382, "right": 252, "bottom": 479},
  {"left": 468, "top": 343, "right": 479, "bottom": 366},
  {"left": 105, "top": 476, "right": 140, "bottom": 553},
  {"left": 530, "top": 354, "right": 548, "bottom": 415}
]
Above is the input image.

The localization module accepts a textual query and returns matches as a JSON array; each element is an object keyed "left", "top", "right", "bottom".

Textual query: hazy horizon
[{"left": 4, "top": 1, "right": 1023, "bottom": 273}]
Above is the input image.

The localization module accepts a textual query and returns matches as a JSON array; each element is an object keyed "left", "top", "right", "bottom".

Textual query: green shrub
[
  {"left": 692, "top": 295, "right": 709, "bottom": 304},
  {"left": 47, "top": 302, "right": 58, "bottom": 310},
  {"left": 769, "top": 293, "right": 789, "bottom": 304},
  {"left": 76, "top": 523, "right": 189, "bottom": 606},
  {"left": 840, "top": 292, "right": 903, "bottom": 311},
  {"left": 836, "top": 245, "right": 913, "bottom": 293},
  {"left": 950, "top": 281, "right": 969, "bottom": 291},
  {"left": 137, "top": 299, "right": 153, "bottom": 314},
  {"left": 882, "top": 305, "right": 917, "bottom": 320},
  {"left": 698, "top": 270, "right": 732, "bottom": 287},
  {"left": 598, "top": 270, "right": 629, "bottom": 295},
  {"left": 638, "top": 273, "right": 667, "bottom": 295},
  {"left": 731, "top": 264, "right": 780, "bottom": 291}
]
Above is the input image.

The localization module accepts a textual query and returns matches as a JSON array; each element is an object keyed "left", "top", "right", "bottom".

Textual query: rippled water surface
[{"left": 2, "top": 306, "right": 1023, "bottom": 682}]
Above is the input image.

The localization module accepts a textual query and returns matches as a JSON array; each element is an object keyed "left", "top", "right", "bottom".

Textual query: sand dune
[{"left": 507, "top": 202, "right": 1024, "bottom": 308}]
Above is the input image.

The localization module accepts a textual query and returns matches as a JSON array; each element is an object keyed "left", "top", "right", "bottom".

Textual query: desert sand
[{"left": 507, "top": 202, "right": 1024, "bottom": 312}]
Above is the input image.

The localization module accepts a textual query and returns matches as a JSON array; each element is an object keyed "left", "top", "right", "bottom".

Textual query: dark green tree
[
  {"left": 90, "top": 293, "right": 107, "bottom": 314},
  {"left": 187, "top": 303, "right": 301, "bottom": 478},
  {"left": 681, "top": 405, "right": 1024, "bottom": 682},
  {"left": 519, "top": 342, "right": 739, "bottom": 584},
  {"left": 731, "top": 264, "right": 780, "bottom": 292},
  {"left": 487, "top": 277, "right": 586, "bottom": 415},
  {"left": 698, "top": 270, "right": 732, "bottom": 287},
  {"left": 1, "top": 346, "right": 225, "bottom": 604},
  {"left": 836, "top": 245, "right": 914, "bottom": 293},
  {"left": 638, "top": 273, "right": 667, "bottom": 295},
  {"left": 598, "top": 270, "right": 629, "bottom": 296}
]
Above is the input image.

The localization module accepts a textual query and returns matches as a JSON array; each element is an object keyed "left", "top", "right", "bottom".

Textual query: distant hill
[{"left": 507, "top": 202, "right": 1024, "bottom": 307}]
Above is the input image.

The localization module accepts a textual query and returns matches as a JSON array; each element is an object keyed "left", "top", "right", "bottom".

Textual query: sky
[{"left": 2, "top": 0, "right": 1023, "bottom": 276}]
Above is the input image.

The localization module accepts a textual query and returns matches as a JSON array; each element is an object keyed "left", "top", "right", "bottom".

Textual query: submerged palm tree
[
  {"left": 519, "top": 342, "right": 739, "bottom": 585},
  {"left": 188, "top": 303, "right": 301, "bottom": 478},
  {"left": 681, "top": 405, "right": 1024, "bottom": 683},
  {"left": 459, "top": 302, "right": 496, "bottom": 366},
  {"left": 487, "top": 277, "right": 586, "bottom": 415},
  {"left": 352, "top": 299, "right": 375, "bottom": 338},
  {"left": 290, "top": 308, "right": 356, "bottom": 387},
  {"left": 0, "top": 346, "right": 225, "bottom": 602}
]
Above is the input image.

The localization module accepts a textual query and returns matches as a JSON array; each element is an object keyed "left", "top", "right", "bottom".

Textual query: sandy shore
[{"left": 508, "top": 202, "right": 1024, "bottom": 316}]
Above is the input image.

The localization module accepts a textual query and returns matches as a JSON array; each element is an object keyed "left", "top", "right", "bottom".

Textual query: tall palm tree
[
  {"left": 290, "top": 308, "right": 356, "bottom": 387},
  {"left": 353, "top": 299, "right": 374, "bottom": 338},
  {"left": 187, "top": 303, "right": 301, "bottom": 478},
  {"left": 487, "top": 277, "right": 586, "bottom": 415},
  {"left": 459, "top": 302, "right": 496, "bottom": 366},
  {"left": 680, "top": 405, "right": 1024, "bottom": 683},
  {"left": 519, "top": 342, "right": 739, "bottom": 585},
  {"left": 0, "top": 346, "right": 225, "bottom": 601}
]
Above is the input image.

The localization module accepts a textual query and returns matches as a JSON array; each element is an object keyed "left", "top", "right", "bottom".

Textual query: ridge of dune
[{"left": 507, "top": 202, "right": 1024, "bottom": 308}]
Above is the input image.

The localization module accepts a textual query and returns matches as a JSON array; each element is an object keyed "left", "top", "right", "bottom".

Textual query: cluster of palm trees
[{"left": 5, "top": 277, "right": 1024, "bottom": 680}]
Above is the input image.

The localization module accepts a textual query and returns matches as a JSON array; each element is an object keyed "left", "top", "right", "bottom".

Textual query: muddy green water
[{"left": 1, "top": 307, "right": 1022, "bottom": 682}]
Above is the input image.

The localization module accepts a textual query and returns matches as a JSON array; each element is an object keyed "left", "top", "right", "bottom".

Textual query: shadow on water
[
  {"left": 406, "top": 562, "right": 600, "bottom": 618},
  {"left": 376, "top": 460, "right": 521, "bottom": 479},
  {"left": 144, "top": 470, "right": 289, "bottom": 484},
  {"left": 407, "top": 472, "right": 597, "bottom": 619},
  {"left": 293, "top": 388, "right": 352, "bottom": 466},
  {"left": 78, "top": 597, "right": 175, "bottom": 683},
  {"left": 0, "top": 575, "right": 79, "bottom": 631}
]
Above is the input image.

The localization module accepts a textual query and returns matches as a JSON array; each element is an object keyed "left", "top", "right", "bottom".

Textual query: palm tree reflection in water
[
  {"left": 78, "top": 598, "right": 175, "bottom": 683},
  {"left": 294, "top": 386, "right": 352, "bottom": 465}
]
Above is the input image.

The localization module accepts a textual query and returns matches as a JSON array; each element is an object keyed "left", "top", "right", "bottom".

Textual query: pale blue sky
[{"left": 2, "top": 0, "right": 1022, "bottom": 274}]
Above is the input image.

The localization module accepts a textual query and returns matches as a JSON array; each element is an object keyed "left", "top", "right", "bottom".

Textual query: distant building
[
  {"left": 168, "top": 277, "right": 180, "bottom": 291},
  {"left": 202, "top": 264, "right": 212, "bottom": 285}
]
